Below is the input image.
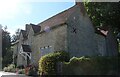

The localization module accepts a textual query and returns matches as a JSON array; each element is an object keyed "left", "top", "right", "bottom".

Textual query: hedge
[
  {"left": 62, "top": 56, "right": 119, "bottom": 75},
  {"left": 3, "top": 64, "right": 16, "bottom": 72},
  {"left": 39, "top": 51, "right": 69, "bottom": 75}
]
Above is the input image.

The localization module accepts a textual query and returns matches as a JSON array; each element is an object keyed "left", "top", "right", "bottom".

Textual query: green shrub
[
  {"left": 18, "top": 69, "right": 25, "bottom": 74},
  {"left": 17, "top": 65, "right": 24, "bottom": 69},
  {"left": 54, "top": 51, "right": 70, "bottom": 62},
  {"left": 69, "top": 56, "right": 90, "bottom": 64},
  {"left": 3, "top": 64, "right": 16, "bottom": 72},
  {"left": 27, "top": 66, "right": 38, "bottom": 76},
  {"left": 39, "top": 51, "right": 69, "bottom": 75},
  {"left": 63, "top": 56, "right": 119, "bottom": 75},
  {"left": 3, "top": 67, "right": 8, "bottom": 72}
]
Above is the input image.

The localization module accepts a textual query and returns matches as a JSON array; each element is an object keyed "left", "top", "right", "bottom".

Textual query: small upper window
[{"left": 71, "top": 27, "right": 77, "bottom": 34}]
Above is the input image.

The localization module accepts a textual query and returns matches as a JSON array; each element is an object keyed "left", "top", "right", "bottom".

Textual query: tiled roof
[
  {"left": 22, "top": 3, "right": 87, "bottom": 35},
  {"left": 37, "top": 3, "right": 87, "bottom": 32},
  {"left": 30, "top": 23, "right": 41, "bottom": 33},
  {"left": 22, "top": 3, "right": 87, "bottom": 36},
  {"left": 21, "top": 30, "right": 27, "bottom": 39},
  {"left": 37, "top": 5, "right": 78, "bottom": 32},
  {"left": 22, "top": 44, "right": 32, "bottom": 52}
]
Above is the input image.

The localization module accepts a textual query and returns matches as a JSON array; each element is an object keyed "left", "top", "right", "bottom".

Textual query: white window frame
[{"left": 19, "top": 47, "right": 31, "bottom": 60}]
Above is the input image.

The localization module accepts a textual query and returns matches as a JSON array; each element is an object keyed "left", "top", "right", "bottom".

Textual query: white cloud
[
  {"left": 0, "top": 0, "right": 32, "bottom": 20},
  {"left": 0, "top": 0, "right": 20, "bottom": 20},
  {"left": 0, "top": 0, "right": 32, "bottom": 35}
]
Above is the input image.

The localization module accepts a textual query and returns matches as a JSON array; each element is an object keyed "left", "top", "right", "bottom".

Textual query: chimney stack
[{"left": 75, "top": 0, "right": 86, "bottom": 15}]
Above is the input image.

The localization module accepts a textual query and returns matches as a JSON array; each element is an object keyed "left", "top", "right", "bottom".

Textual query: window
[
  {"left": 71, "top": 27, "right": 77, "bottom": 34},
  {"left": 40, "top": 46, "right": 52, "bottom": 56}
]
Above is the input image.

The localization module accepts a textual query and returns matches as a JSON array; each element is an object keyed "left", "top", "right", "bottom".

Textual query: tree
[
  {"left": 84, "top": 2, "right": 120, "bottom": 53},
  {"left": 85, "top": 2, "right": 120, "bottom": 34},
  {"left": 2, "top": 26, "right": 13, "bottom": 68},
  {"left": 11, "top": 28, "right": 21, "bottom": 42}
]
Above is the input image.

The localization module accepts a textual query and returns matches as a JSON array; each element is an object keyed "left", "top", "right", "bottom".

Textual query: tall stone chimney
[{"left": 0, "top": 25, "right": 2, "bottom": 70}]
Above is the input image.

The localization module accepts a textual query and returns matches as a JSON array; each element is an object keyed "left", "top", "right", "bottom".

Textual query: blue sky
[{"left": 0, "top": 0, "right": 74, "bottom": 35}]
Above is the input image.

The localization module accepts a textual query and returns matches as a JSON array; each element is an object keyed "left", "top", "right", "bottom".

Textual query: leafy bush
[
  {"left": 3, "top": 67, "right": 8, "bottom": 72},
  {"left": 39, "top": 51, "right": 69, "bottom": 75},
  {"left": 17, "top": 65, "right": 24, "bottom": 69},
  {"left": 63, "top": 56, "right": 119, "bottom": 75},
  {"left": 18, "top": 69, "right": 25, "bottom": 74},
  {"left": 3, "top": 64, "right": 16, "bottom": 72},
  {"left": 26, "top": 65, "right": 38, "bottom": 76},
  {"left": 69, "top": 56, "right": 90, "bottom": 64}
]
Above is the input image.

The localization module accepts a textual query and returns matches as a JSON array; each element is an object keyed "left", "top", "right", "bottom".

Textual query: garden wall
[{"left": 61, "top": 56, "right": 119, "bottom": 75}]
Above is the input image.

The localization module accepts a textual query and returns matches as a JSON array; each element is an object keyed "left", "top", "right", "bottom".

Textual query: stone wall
[
  {"left": 31, "top": 24, "right": 67, "bottom": 65},
  {"left": 106, "top": 28, "right": 119, "bottom": 56},
  {"left": 17, "top": 33, "right": 23, "bottom": 66},
  {"left": 17, "top": 53, "right": 27, "bottom": 66},
  {"left": 13, "top": 42, "right": 19, "bottom": 57},
  {"left": 67, "top": 6, "right": 98, "bottom": 57},
  {"left": 28, "top": 27, "right": 37, "bottom": 65},
  {"left": 95, "top": 34, "right": 107, "bottom": 56},
  {"left": 17, "top": 32, "right": 29, "bottom": 66}
]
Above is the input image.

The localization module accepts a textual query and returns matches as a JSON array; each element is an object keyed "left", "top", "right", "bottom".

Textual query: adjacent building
[{"left": 12, "top": 2, "right": 118, "bottom": 66}]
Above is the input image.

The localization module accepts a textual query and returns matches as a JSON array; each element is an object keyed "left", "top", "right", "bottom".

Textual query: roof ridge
[{"left": 37, "top": 5, "right": 75, "bottom": 25}]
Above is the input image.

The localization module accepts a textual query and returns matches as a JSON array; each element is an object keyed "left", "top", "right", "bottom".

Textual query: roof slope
[
  {"left": 30, "top": 23, "right": 41, "bottom": 33},
  {"left": 23, "top": 3, "right": 87, "bottom": 36},
  {"left": 37, "top": 3, "right": 87, "bottom": 32},
  {"left": 21, "top": 30, "right": 27, "bottom": 39},
  {"left": 37, "top": 5, "right": 78, "bottom": 31}
]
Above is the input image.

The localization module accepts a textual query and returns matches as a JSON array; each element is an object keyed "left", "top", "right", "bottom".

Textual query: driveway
[
  {"left": 0, "top": 71, "right": 31, "bottom": 77},
  {"left": 0, "top": 71, "right": 17, "bottom": 77}
]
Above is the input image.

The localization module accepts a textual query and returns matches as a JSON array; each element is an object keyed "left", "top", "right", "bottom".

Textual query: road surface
[
  {"left": 0, "top": 71, "right": 17, "bottom": 77},
  {"left": 0, "top": 71, "right": 30, "bottom": 77}
]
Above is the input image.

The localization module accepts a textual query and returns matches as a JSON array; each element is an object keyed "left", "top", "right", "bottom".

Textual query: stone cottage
[{"left": 12, "top": 2, "right": 118, "bottom": 66}]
